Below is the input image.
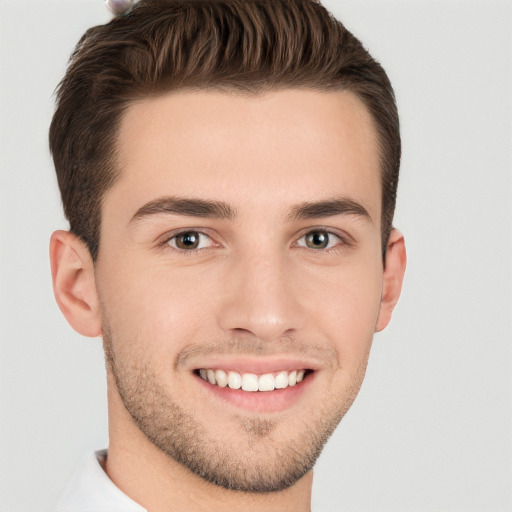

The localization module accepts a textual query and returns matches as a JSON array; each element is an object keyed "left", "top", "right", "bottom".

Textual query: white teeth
[
  {"left": 274, "top": 371, "right": 289, "bottom": 389},
  {"left": 258, "top": 373, "right": 275, "bottom": 392},
  {"left": 227, "top": 371, "right": 242, "bottom": 390},
  {"left": 198, "top": 368, "right": 308, "bottom": 391},
  {"left": 206, "top": 369, "right": 216, "bottom": 385},
  {"left": 215, "top": 369, "right": 228, "bottom": 387},
  {"left": 241, "top": 373, "right": 259, "bottom": 392}
]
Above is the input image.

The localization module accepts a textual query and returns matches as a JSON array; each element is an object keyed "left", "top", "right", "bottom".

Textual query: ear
[
  {"left": 375, "top": 229, "right": 407, "bottom": 332},
  {"left": 49, "top": 230, "right": 102, "bottom": 337}
]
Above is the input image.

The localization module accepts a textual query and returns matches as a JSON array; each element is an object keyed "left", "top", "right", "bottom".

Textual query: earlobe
[
  {"left": 49, "top": 230, "right": 102, "bottom": 337},
  {"left": 375, "top": 229, "right": 407, "bottom": 332}
]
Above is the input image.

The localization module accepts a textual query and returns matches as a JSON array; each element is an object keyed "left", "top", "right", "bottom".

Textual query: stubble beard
[{"left": 102, "top": 323, "right": 368, "bottom": 493}]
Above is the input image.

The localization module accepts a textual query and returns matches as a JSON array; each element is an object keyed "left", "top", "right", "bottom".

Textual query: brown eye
[
  {"left": 169, "top": 231, "right": 210, "bottom": 251},
  {"left": 175, "top": 232, "right": 199, "bottom": 249},
  {"left": 305, "top": 231, "right": 329, "bottom": 249}
]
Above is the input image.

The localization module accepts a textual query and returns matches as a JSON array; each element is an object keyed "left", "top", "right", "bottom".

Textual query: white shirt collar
[{"left": 54, "top": 449, "right": 147, "bottom": 512}]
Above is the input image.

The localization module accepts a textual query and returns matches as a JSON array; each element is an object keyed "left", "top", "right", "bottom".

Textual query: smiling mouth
[{"left": 195, "top": 368, "right": 312, "bottom": 392}]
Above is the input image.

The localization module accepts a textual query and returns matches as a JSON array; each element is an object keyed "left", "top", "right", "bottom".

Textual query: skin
[{"left": 50, "top": 89, "right": 406, "bottom": 512}]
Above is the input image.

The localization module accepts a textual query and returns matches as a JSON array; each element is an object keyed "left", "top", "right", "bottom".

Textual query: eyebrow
[
  {"left": 130, "top": 195, "right": 371, "bottom": 224},
  {"left": 287, "top": 198, "right": 372, "bottom": 222},
  {"left": 131, "top": 197, "right": 237, "bottom": 223}
]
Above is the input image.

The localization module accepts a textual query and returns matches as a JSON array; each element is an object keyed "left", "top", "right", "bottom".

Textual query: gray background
[{"left": 1, "top": 1, "right": 511, "bottom": 511}]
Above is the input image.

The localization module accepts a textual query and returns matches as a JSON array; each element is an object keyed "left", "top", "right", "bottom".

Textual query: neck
[{"left": 105, "top": 376, "right": 313, "bottom": 512}]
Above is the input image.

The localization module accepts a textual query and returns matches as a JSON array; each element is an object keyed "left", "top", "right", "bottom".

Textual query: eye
[
  {"left": 296, "top": 230, "right": 343, "bottom": 250},
  {"left": 167, "top": 231, "right": 214, "bottom": 251}
]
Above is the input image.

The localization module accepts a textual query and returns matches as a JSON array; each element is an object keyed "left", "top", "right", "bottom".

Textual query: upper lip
[{"left": 192, "top": 357, "right": 320, "bottom": 374}]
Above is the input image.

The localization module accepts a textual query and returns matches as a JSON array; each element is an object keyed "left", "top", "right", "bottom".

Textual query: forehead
[{"left": 110, "top": 88, "right": 381, "bottom": 222}]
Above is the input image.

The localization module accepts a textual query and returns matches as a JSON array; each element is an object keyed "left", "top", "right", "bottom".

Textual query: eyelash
[
  {"left": 163, "top": 231, "right": 218, "bottom": 254},
  {"left": 293, "top": 230, "right": 347, "bottom": 251},
  {"left": 161, "top": 228, "right": 350, "bottom": 254}
]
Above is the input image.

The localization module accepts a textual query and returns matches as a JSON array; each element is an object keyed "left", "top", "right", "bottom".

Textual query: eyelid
[
  {"left": 293, "top": 227, "right": 353, "bottom": 250},
  {"left": 159, "top": 228, "right": 220, "bottom": 252},
  {"left": 156, "top": 225, "right": 353, "bottom": 253}
]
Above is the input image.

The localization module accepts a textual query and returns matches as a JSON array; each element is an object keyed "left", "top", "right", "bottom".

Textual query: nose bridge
[{"left": 218, "top": 245, "right": 305, "bottom": 341}]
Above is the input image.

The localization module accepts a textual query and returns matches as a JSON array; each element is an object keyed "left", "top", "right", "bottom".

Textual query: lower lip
[{"left": 195, "top": 372, "right": 314, "bottom": 413}]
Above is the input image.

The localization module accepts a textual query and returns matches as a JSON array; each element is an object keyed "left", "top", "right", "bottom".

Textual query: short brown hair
[{"left": 49, "top": 0, "right": 400, "bottom": 261}]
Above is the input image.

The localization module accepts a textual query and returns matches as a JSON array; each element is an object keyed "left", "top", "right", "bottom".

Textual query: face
[{"left": 95, "top": 89, "right": 386, "bottom": 491}]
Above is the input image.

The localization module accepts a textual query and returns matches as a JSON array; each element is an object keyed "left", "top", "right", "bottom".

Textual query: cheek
[
  {"left": 96, "top": 255, "right": 220, "bottom": 357},
  {"left": 302, "top": 258, "right": 383, "bottom": 364}
]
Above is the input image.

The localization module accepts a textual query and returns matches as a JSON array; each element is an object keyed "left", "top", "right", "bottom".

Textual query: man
[{"left": 49, "top": 0, "right": 406, "bottom": 510}]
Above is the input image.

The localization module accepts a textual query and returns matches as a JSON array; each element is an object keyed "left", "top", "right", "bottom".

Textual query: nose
[{"left": 217, "top": 249, "right": 306, "bottom": 342}]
